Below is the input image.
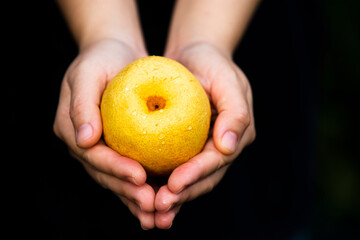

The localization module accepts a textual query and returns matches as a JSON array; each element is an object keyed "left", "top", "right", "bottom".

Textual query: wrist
[
  {"left": 165, "top": 41, "right": 232, "bottom": 61},
  {"left": 79, "top": 34, "right": 147, "bottom": 56},
  {"left": 78, "top": 38, "right": 148, "bottom": 61}
]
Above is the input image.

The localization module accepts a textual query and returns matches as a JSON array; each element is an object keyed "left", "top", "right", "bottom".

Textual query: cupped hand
[
  {"left": 53, "top": 39, "right": 156, "bottom": 229},
  {"left": 154, "top": 43, "right": 256, "bottom": 228}
]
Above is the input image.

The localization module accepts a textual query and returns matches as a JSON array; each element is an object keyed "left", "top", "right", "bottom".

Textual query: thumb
[
  {"left": 68, "top": 70, "right": 105, "bottom": 148},
  {"left": 212, "top": 79, "right": 251, "bottom": 155}
]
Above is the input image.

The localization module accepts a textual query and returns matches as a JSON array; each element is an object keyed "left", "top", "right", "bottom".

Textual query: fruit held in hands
[{"left": 101, "top": 56, "right": 211, "bottom": 176}]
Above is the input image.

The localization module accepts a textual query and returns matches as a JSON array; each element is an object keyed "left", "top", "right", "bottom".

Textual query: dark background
[{"left": 10, "top": 0, "right": 359, "bottom": 239}]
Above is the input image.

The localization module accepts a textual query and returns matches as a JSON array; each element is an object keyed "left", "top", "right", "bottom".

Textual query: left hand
[
  {"left": 153, "top": 42, "right": 256, "bottom": 229},
  {"left": 53, "top": 39, "right": 156, "bottom": 229}
]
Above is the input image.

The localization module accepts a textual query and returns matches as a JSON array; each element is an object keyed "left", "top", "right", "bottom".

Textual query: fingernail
[
  {"left": 159, "top": 203, "right": 173, "bottom": 213},
  {"left": 136, "top": 201, "right": 143, "bottom": 211},
  {"left": 76, "top": 123, "right": 93, "bottom": 144},
  {"left": 221, "top": 131, "right": 238, "bottom": 154},
  {"left": 165, "top": 204, "right": 173, "bottom": 212},
  {"left": 174, "top": 186, "right": 184, "bottom": 194},
  {"left": 166, "top": 222, "right": 173, "bottom": 230},
  {"left": 127, "top": 177, "right": 139, "bottom": 186},
  {"left": 140, "top": 223, "right": 150, "bottom": 230}
]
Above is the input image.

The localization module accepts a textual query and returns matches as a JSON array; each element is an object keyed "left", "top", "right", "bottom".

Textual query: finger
[
  {"left": 84, "top": 163, "right": 155, "bottom": 213},
  {"left": 82, "top": 142, "right": 147, "bottom": 186},
  {"left": 67, "top": 138, "right": 146, "bottom": 186},
  {"left": 155, "top": 205, "right": 181, "bottom": 229},
  {"left": 167, "top": 127, "right": 254, "bottom": 194},
  {"left": 67, "top": 65, "right": 105, "bottom": 148},
  {"left": 167, "top": 138, "right": 223, "bottom": 193},
  {"left": 155, "top": 185, "right": 176, "bottom": 212},
  {"left": 120, "top": 196, "right": 155, "bottom": 230},
  {"left": 156, "top": 166, "right": 228, "bottom": 212},
  {"left": 54, "top": 85, "right": 147, "bottom": 186},
  {"left": 211, "top": 69, "right": 252, "bottom": 155}
]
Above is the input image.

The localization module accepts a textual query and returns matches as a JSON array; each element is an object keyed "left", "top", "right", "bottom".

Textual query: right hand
[{"left": 53, "top": 39, "right": 157, "bottom": 229}]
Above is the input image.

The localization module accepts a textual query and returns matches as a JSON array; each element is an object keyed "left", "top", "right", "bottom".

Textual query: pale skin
[{"left": 54, "top": 0, "right": 258, "bottom": 230}]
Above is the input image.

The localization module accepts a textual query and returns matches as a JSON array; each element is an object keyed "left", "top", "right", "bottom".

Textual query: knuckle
[
  {"left": 250, "top": 126, "right": 256, "bottom": 143},
  {"left": 94, "top": 172, "right": 109, "bottom": 190},
  {"left": 204, "top": 181, "right": 215, "bottom": 194},
  {"left": 199, "top": 177, "right": 216, "bottom": 196},
  {"left": 81, "top": 148, "right": 94, "bottom": 165},
  {"left": 235, "top": 110, "right": 251, "bottom": 128},
  {"left": 66, "top": 60, "right": 87, "bottom": 83},
  {"left": 53, "top": 121, "right": 61, "bottom": 139},
  {"left": 216, "top": 152, "right": 226, "bottom": 169},
  {"left": 69, "top": 97, "right": 87, "bottom": 122},
  {"left": 53, "top": 110, "right": 67, "bottom": 141}
]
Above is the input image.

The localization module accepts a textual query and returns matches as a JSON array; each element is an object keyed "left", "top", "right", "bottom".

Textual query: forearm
[
  {"left": 165, "top": 0, "right": 260, "bottom": 56},
  {"left": 57, "top": 0, "right": 146, "bottom": 52}
]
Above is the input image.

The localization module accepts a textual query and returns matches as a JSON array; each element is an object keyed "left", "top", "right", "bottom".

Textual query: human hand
[
  {"left": 53, "top": 39, "right": 157, "bottom": 229},
  {"left": 153, "top": 43, "right": 256, "bottom": 228}
]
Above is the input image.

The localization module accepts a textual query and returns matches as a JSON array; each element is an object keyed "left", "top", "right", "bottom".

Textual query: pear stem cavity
[{"left": 146, "top": 96, "right": 166, "bottom": 112}]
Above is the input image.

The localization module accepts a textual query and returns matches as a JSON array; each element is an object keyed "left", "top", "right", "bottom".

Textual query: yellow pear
[{"left": 101, "top": 56, "right": 211, "bottom": 176}]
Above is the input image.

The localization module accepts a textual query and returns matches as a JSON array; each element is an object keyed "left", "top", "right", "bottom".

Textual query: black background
[{"left": 8, "top": 0, "right": 359, "bottom": 239}]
